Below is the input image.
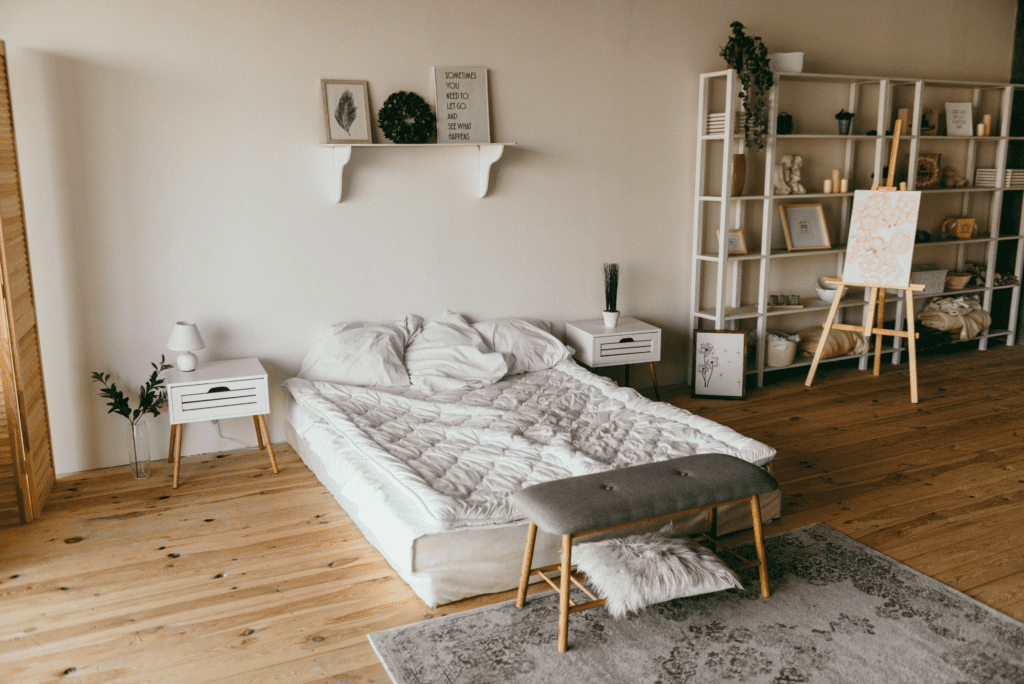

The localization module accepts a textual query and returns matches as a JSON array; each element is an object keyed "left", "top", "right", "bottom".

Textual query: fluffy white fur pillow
[
  {"left": 297, "top": 315, "right": 422, "bottom": 387},
  {"left": 404, "top": 311, "right": 509, "bottom": 392},
  {"left": 472, "top": 318, "right": 572, "bottom": 375},
  {"left": 573, "top": 525, "right": 742, "bottom": 618}
]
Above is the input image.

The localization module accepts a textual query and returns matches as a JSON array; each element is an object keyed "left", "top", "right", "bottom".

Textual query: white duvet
[{"left": 282, "top": 360, "right": 775, "bottom": 536}]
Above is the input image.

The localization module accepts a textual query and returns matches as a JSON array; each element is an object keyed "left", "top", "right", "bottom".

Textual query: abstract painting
[{"left": 842, "top": 190, "right": 921, "bottom": 287}]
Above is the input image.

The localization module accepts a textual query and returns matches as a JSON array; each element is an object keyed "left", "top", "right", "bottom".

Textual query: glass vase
[{"left": 128, "top": 417, "right": 151, "bottom": 480}]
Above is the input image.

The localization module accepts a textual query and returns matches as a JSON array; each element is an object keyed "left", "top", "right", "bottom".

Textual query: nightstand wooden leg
[
  {"left": 172, "top": 424, "right": 183, "bottom": 489},
  {"left": 253, "top": 416, "right": 265, "bottom": 450},
  {"left": 623, "top": 364, "right": 629, "bottom": 388},
  {"left": 256, "top": 414, "right": 278, "bottom": 474},
  {"left": 167, "top": 425, "right": 176, "bottom": 464},
  {"left": 649, "top": 362, "right": 660, "bottom": 401}
]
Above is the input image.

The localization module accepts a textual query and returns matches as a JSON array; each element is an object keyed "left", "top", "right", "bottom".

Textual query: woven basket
[
  {"left": 945, "top": 272, "right": 972, "bottom": 290},
  {"left": 766, "top": 340, "right": 797, "bottom": 367}
]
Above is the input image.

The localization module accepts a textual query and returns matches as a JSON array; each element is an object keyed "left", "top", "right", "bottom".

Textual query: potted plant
[
  {"left": 603, "top": 263, "right": 619, "bottom": 328},
  {"left": 835, "top": 109, "right": 855, "bottom": 135},
  {"left": 92, "top": 356, "right": 173, "bottom": 479},
  {"left": 720, "top": 22, "right": 774, "bottom": 151}
]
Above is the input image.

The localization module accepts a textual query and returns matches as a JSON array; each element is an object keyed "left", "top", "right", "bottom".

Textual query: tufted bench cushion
[{"left": 509, "top": 453, "right": 778, "bottom": 536}]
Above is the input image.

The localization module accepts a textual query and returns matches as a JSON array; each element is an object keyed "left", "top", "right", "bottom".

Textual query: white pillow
[
  {"left": 404, "top": 311, "right": 508, "bottom": 392},
  {"left": 472, "top": 318, "right": 572, "bottom": 375},
  {"left": 297, "top": 315, "right": 423, "bottom": 387},
  {"left": 573, "top": 524, "right": 743, "bottom": 618}
]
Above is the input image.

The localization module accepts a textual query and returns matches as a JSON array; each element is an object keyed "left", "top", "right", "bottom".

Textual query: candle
[
  {"left": 840, "top": 178, "right": 849, "bottom": 193},
  {"left": 977, "top": 122, "right": 986, "bottom": 136},
  {"left": 983, "top": 114, "right": 992, "bottom": 136},
  {"left": 823, "top": 179, "right": 833, "bottom": 193},
  {"left": 832, "top": 168, "right": 842, "bottom": 191}
]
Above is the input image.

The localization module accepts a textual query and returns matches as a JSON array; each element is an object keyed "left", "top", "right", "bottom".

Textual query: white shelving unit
[
  {"left": 690, "top": 69, "right": 1024, "bottom": 388},
  {"left": 320, "top": 142, "right": 514, "bottom": 202}
]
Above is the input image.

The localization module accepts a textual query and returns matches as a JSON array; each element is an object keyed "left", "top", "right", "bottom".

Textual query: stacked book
[
  {"left": 706, "top": 113, "right": 745, "bottom": 136},
  {"left": 974, "top": 168, "right": 1024, "bottom": 188}
]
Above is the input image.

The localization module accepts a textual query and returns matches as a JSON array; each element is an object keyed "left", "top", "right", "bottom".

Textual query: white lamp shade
[
  {"left": 167, "top": 322, "right": 206, "bottom": 352},
  {"left": 168, "top": 322, "right": 205, "bottom": 372}
]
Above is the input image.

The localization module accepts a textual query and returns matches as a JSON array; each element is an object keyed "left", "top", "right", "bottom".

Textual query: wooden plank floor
[{"left": 1, "top": 345, "right": 1022, "bottom": 682}]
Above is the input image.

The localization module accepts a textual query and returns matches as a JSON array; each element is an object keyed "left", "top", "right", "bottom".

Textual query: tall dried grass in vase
[{"left": 603, "top": 263, "right": 620, "bottom": 328}]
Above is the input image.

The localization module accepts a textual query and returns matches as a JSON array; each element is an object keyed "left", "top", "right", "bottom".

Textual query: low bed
[{"left": 282, "top": 312, "right": 779, "bottom": 607}]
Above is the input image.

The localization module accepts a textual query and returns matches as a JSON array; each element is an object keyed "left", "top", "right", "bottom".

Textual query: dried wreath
[{"left": 378, "top": 91, "right": 436, "bottom": 144}]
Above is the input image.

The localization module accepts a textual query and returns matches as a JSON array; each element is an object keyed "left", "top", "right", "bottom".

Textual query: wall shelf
[{"left": 320, "top": 142, "right": 515, "bottom": 202}]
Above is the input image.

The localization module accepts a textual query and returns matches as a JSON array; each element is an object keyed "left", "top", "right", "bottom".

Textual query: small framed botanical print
[
  {"left": 692, "top": 329, "right": 748, "bottom": 400},
  {"left": 322, "top": 79, "right": 372, "bottom": 144}
]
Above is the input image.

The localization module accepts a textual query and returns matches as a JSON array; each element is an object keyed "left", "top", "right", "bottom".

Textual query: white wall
[{"left": 0, "top": 0, "right": 1015, "bottom": 474}]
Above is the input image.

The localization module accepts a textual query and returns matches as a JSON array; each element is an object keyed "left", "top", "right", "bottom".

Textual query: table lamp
[{"left": 167, "top": 321, "right": 205, "bottom": 372}]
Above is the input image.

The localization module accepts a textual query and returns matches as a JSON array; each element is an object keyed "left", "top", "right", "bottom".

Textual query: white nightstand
[
  {"left": 165, "top": 357, "right": 278, "bottom": 488},
  {"left": 565, "top": 317, "right": 662, "bottom": 400}
]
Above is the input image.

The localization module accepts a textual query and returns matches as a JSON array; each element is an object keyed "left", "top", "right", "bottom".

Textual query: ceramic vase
[
  {"left": 128, "top": 417, "right": 151, "bottom": 480},
  {"left": 731, "top": 153, "right": 746, "bottom": 196},
  {"left": 837, "top": 119, "right": 852, "bottom": 135},
  {"left": 602, "top": 311, "right": 620, "bottom": 328}
]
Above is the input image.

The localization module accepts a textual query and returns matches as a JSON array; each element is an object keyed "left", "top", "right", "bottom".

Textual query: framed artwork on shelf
[
  {"left": 916, "top": 153, "right": 942, "bottom": 188},
  {"left": 779, "top": 203, "right": 830, "bottom": 251},
  {"left": 843, "top": 190, "right": 922, "bottom": 287},
  {"left": 321, "top": 79, "right": 372, "bottom": 144},
  {"left": 945, "top": 102, "right": 973, "bottom": 137},
  {"left": 717, "top": 229, "right": 748, "bottom": 255},
  {"left": 692, "top": 330, "right": 747, "bottom": 400},
  {"left": 920, "top": 108, "right": 939, "bottom": 135}
]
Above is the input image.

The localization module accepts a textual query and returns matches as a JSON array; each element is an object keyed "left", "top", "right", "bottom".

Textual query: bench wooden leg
[
  {"left": 558, "top": 533, "right": 572, "bottom": 653},
  {"left": 516, "top": 522, "right": 538, "bottom": 608},
  {"left": 750, "top": 495, "right": 770, "bottom": 598}
]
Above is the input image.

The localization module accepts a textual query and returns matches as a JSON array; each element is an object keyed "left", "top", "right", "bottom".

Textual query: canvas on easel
[
  {"left": 843, "top": 189, "right": 921, "bottom": 287},
  {"left": 805, "top": 119, "right": 927, "bottom": 403}
]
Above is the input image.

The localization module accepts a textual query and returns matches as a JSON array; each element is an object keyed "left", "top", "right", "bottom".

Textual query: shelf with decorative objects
[
  {"left": 691, "top": 69, "right": 1024, "bottom": 388},
  {"left": 320, "top": 142, "right": 515, "bottom": 202}
]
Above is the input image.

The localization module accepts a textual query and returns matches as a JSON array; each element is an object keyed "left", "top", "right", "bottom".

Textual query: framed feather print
[{"left": 321, "top": 80, "right": 372, "bottom": 144}]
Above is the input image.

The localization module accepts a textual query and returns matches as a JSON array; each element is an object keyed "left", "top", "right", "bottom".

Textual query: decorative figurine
[
  {"left": 787, "top": 155, "right": 806, "bottom": 194},
  {"left": 773, "top": 155, "right": 793, "bottom": 195}
]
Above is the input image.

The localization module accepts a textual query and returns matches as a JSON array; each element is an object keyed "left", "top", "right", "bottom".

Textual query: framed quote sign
[{"left": 433, "top": 67, "right": 491, "bottom": 144}]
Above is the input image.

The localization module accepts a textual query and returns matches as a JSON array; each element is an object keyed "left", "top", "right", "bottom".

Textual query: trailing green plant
[
  {"left": 91, "top": 356, "right": 173, "bottom": 425},
  {"left": 835, "top": 109, "right": 855, "bottom": 120},
  {"left": 720, "top": 22, "right": 774, "bottom": 150}
]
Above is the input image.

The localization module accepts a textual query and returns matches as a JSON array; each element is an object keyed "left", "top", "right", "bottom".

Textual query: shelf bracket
[
  {"left": 324, "top": 145, "right": 353, "bottom": 203},
  {"left": 478, "top": 144, "right": 505, "bottom": 198}
]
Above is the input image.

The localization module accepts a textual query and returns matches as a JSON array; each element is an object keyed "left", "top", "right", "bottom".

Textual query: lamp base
[{"left": 176, "top": 351, "right": 199, "bottom": 372}]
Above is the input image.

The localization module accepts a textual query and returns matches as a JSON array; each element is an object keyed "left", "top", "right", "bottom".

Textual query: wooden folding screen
[{"left": 0, "top": 40, "right": 55, "bottom": 524}]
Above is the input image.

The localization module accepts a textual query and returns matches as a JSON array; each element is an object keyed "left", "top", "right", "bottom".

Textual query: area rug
[{"left": 368, "top": 524, "right": 1024, "bottom": 683}]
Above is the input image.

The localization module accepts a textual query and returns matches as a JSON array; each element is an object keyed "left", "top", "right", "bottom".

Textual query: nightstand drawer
[
  {"left": 565, "top": 318, "right": 662, "bottom": 368},
  {"left": 168, "top": 377, "right": 270, "bottom": 423},
  {"left": 596, "top": 333, "right": 659, "bottom": 364}
]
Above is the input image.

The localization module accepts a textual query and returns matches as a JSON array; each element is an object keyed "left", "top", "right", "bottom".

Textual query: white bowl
[
  {"left": 768, "top": 52, "right": 804, "bottom": 74},
  {"left": 815, "top": 285, "right": 844, "bottom": 303},
  {"left": 817, "top": 276, "right": 840, "bottom": 290}
]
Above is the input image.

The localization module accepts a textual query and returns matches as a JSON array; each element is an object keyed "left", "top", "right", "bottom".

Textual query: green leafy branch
[
  {"left": 91, "top": 355, "right": 173, "bottom": 425},
  {"left": 721, "top": 22, "right": 774, "bottom": 150}
]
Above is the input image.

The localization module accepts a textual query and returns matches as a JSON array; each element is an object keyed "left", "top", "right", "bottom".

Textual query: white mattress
[{"left": 283, "top": 360, "right": 779, "bottom": 606}]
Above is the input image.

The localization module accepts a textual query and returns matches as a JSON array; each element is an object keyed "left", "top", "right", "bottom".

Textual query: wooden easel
[{"left": 805, "top": 120, "right": 926, "bottom": 403}]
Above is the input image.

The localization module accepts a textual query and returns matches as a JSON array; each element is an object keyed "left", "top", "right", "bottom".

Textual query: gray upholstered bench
[{"left": 509, "top": 453, "right": 779, "bottom": 652}]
